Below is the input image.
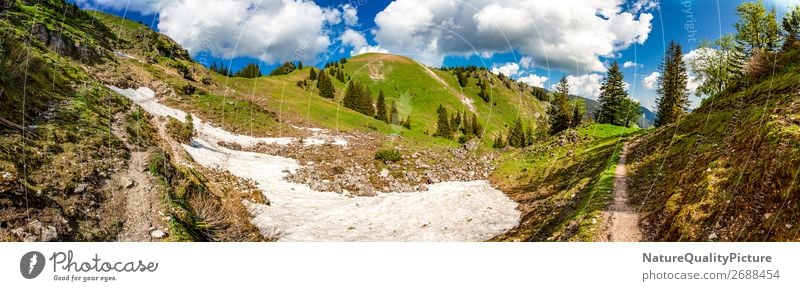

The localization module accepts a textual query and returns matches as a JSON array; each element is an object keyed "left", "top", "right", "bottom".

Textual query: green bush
[
  {"left": 374, "top": 149, "right": 401, "bottom": 163},
  {"left": 166, "top": 114, "right": 194, "bottom": 143}
]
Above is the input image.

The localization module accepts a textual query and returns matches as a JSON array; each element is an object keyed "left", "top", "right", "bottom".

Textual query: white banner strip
[{"left": 1, "top": 243, "right": 797, "bottom": 290}]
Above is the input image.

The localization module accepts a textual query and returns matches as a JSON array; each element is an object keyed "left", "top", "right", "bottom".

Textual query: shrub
[
  {"left": 166, "top": 114, "right": 194, "bottom": 143},
  {"left": 182, "top": 84, "right": 196, "bottom": 95},
  {"left": 374, "top": 149, "right": 401, "bottom": 163}
]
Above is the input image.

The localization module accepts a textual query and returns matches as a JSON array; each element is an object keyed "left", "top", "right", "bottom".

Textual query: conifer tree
[
  {"left": 471, "top": 113, "right": 482, "bottom": 137},
  {"left": 309, "top": 68, "right": 317, "bottom": 81},
  {"left": 507, "top": 118, "right": 526, "bottom": 148},
  {"left": 435, "top": 105, "right": 452, "bottom": 139},
  {"left": 462, "top": 113, "right": 473, "bottom": 138},
  {"left": 655, "top": 41, "right": 690, "bottom": 127},
  {"left": 596, "top": 61, "right": 627, "bottom": 126},
  {"left": 234, "top": 63, "right": 262, "bottom": 78},
  {"left": 571, "top": 99, "right": 587, "bottom": 127},
  {"left": 402, "top": 116, "right": 411, "bottom": 129},
  {"left": 549, "top": 76, "right": 573, "bottom": 134},
  {"left": 316, "top": 71, "right": 335, "bottom": 99},
  {"left": 783, "top": 5, "right": 800, "bottom": 49},
  {"left": 493, "top": 133, "right": 507, "bottom": 149},
  {"left": 376, "top": 90, "right": 388, "bottom": 123},
  {"left": 451, "top": 111, "right": 462, "bottom": 130},
  {"left": 360, "top": 85, "right": 375, "bottom": 117}
]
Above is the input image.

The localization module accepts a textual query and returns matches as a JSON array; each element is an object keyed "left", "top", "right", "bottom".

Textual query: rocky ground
[{"left": 277, "top": 139, "right": 496, "bottom": 196}]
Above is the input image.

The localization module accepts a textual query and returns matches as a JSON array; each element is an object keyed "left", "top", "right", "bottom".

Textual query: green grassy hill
[{"left": 626, "top": 50, "right": 800, "bottom": 241}]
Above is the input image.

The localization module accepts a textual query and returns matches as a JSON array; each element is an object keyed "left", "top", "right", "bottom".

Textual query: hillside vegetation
[
  {"left": 627, "top": 52, "right": 800, "bottom": 241},
  {"left": 492, "top": 124, "right": 639, "bottom": 241}
]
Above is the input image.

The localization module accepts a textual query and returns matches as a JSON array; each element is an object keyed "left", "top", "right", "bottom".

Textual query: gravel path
[{"left": 598, "top": 140, "right": 643, "bottom": 242}]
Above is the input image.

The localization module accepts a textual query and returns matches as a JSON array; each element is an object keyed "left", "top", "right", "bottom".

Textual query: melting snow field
[{"left": 111, "top": 86, "right": 520, "bottom": 241}]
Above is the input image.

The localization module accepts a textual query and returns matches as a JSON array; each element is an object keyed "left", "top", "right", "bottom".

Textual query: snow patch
[
  {"left": 108, "top": 86, "right": 347, "bottom": 147},
  {"left": 111, "top": 85, "right": 520, "bottom": 241},
  {"left": 185, "top": 138, "right": 520, "bottom": 242}
]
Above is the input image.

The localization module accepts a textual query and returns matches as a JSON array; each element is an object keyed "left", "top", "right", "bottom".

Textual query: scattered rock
[
  {"left": 74, "top": 183, "right": 88, "bottom": 194},
  {"left": 125, "top": 179, "right": 137, "bottom": 189},
  {"left": 708, "top": 232, "right": 718, "bottom": 240},
  {"left": 149, "top": 229, "right": 167, "bottom": 239},
  {"left": 379, "top": 169, "right": 390, "bottom": 178}
]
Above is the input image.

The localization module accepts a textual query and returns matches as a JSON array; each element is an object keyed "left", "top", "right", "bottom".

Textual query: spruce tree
[
  {"left": 783, "top": 5, "right": 800, "bottom": 49},
  {"left": 549, "top": 76, "right": 573, "bottom": 134},
  {"left": 655, "top": 41, "right": 690, "bottom": 127},
  {"left": 317, "top": 71, "right": 335, "bottom": 99},
  {"left": 360, "top": 85, "right": 375, "bottom": 117},
  {"left": 596, "top": 61, "right": 627, "bottom": 126},
  {"left": 309, "top": 68, "right": 317, "bottom": 81},
  {"left": 471, "top": 113, "right": 482, "bottom": 137},
  {"left": 463, "top": 113, "right": 473, "bottom": 138},
  {"left": 376, "top": 90, "right": 388, "bottom": 123},
  {"left": 435, "top": 105, "right": 452, "bottom": 139},
  {"left": 343, "top": 81, "right": 360, "bottom": 111},
  {"left": 571, "top": 99, "right": 586, "bottom": 128},
  {"left": 451, "top": 111, "right": 462, "bottom": 130},
  {"left": 507, "top": 118, "right": 526, "bottom": 148}
]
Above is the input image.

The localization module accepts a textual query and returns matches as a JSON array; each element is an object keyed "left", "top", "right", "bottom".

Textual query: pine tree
[
  {"left": 343, "top": 81, "right": 360, "bottom": 111},
  {"left": 309, "top": 68, "right": 317, "bottom": 81},
  {"left": 493, "top": 133, "right": 507, "bottom": 149},
  {"left": 316, "top": 71, "right": 335, "bottom": 99},
  {"left": 451, "top": 111, "right": 462, "bottom": 130},
  {"left": 549, "top": 76, "right": 573, "bottom": 134},
  {"left": 269, "top": 61, "right": 297, "bottom": 76},
  {"left": 360, "top": 85, "right": 375, "bottom": 117},
  {"left": 234, "top": 63, "right": 262, "bottom": 78},
  {"left": 655, "top": 41, "right": 690, "bottom": 127},
  {"left": 342, "top": 81, "right": 374, "bottom": 116},
  {"left": 402, "top": 116, "right": 411, "bottom": 129},
  {"left": 298, "top": 61, "right": 304, "bottom": 70},
  {"left": 783, "top": 5, "right": 800, "bottom": 49},
  {"left": 376, "top": 90, "right": 388, "bottom": 123},
  {"left": 462, "top": 113, "right": 473, "bottom": 138},
  {"left": 596, "top": 61, "right": 627, "bottom": 126},
  {"left": 507, "top": 118, "right": 526, "bottom": 148},
  {"left": 434, "top": 105, "right": 452, "bottom": 139},
  {"left": 571, "top": 99, "right": 587, "bottom": 127},
  {"left": 471, "top": 113, "right": 482, "bottom": 137}
]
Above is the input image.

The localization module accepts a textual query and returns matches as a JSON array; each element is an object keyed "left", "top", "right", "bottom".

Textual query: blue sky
[{"left": 75, "top": 0, "right": 800, "bottom": 110}]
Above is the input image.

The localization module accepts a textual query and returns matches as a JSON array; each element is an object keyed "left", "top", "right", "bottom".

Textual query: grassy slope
[
  {"left": 626, "top": 51, "right": 800, "bottom": 241},
  {"left": 343, "top": 53, "right": 547, "bottom": 147},
  {"left": 0, "top": 1, "right": 131, "bottom": 241},
  {"left": 491, "top": 124, "right": 640, "bottom": 241}
]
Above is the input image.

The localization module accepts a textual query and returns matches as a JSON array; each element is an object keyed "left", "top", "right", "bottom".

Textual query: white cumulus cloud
[
  {"left": 78, "top": 0, "right": 363, "bottom": 65},
  {"left": 340, "top": 29, "right": 387, "bottom": 56},
  {"left": 373, "top": 0, "right": 655, "bottom": 70},
  {"left": 342, "top": 4, "right": 359, "bottom": 26},
  {"left": 490, "top": 63, "right": 520, "bottom": 77},
  {"left": 642, "top": 72, "right": 660, "bottom": 90},
  {"left": 518, "top": 74, "right": 549, "bottom": 87},
  {"left": 553, "top": 74, "right": 604, "bottom": 98},
  {"left": 623, "top": 61, "right": 642, "bottom": 68}
]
